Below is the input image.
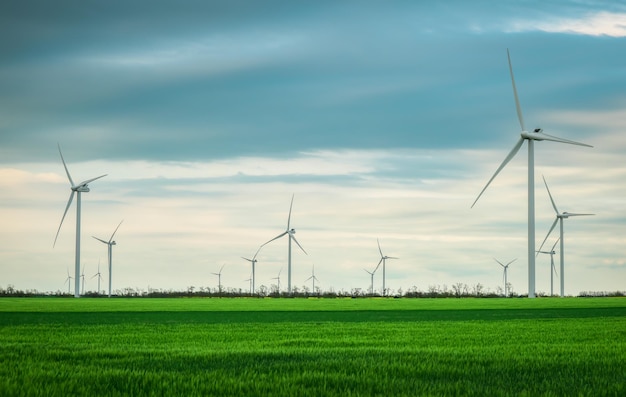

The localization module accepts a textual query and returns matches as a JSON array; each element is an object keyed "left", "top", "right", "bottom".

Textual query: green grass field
[{"left": 1, "top": 297, "right": 625, "bottom": 396}]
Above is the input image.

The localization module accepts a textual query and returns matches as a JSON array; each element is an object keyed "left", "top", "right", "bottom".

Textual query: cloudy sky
[{"left": 1, "top": 0, "right": 625, "bottom": 296}]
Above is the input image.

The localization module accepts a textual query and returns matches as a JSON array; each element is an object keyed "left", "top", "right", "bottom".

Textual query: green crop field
[{"left": 1, "top": 298, "right": 625, "bottom": 396}]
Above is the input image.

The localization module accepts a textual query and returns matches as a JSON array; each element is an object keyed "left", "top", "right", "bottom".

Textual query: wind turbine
[
  {"left": 91, "top": 259, "right": 103, "bottom": 295},
  {"left": 80, "top": 266, "right": 86, "bottom": 295},
  {"left": 244, "top": 275, "right": 253, "bottom": 295},
  {"left": 471, "top": 49, "right": 592, "bottom": 298},
  {"left": 305, "top": 264, "right": 319, "bottom": 295},
  {"left": 272, "top": 268, "right": 282, "bottom": 295},
  {"left": 375, "top": 239, "right": 397, "bottom": 297},
  {"left": 537, "top": 176, "right": 594, "bottom": 297},
  {"left": 212, "top": 264, "right": 225, "bottom": 294},
  {"left": 537, "top": 237, "right": 560, "bottom": 297},
  {"left": 364, "top": 268, "right": 376, "bottom": 295},
  {"left": 242, "top": 247, "right": 260, "bottom": 295},
  {"left": 260, "top": 194, "right": 307, "bottom": 294},
  {"left": 493, "top": 258, "right": 517, "bottom": 297},
  {"left": 54, "top": 144, "right": 107, "bottom": 298},
  {"left": 92, "top": 220, "right": 123, "bottom": 298},
  {"left": 64, "top": 268, "right": 73, "bottom": 294}
]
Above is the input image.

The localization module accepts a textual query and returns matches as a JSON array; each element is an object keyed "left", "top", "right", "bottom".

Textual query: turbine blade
[
  {"left": 109, "top": 220, "right": 124, "bottom": 242},
  {"left": 92, "top": 236, "right": 109, "bottom": 244},
  {"left": 373, "top": 258, "right": 383, "bottom": 273},
  {"left": 77, "top": 174, "right": 107, "bottom": 187},
  {"left": 290, "top": 234, "right": 307, "bottom": 255},
  {"left": 564, "top": 212, "right": 595, "bottom": 217},
  {"left": 493, "top": 258, "right": 505, "bottom": 267},
  {"left": 53, "top": 191, "right": 75, "bottom": 247},
  {"left": 387, "top": 256, "right": 399, "bottom": 259},
  {"left": 242, "top": 257, "right": 252, "bottom": 262},
  {"left": 57, "top": 144, "right": 75, "bottom": 186},
  {"left": 377, "top": 238, "right": 383, "bottom": 257},
  {"left": 261, "top": 231, "right": 288, "bottom": 247},
  {"left": 537, "top": 218, "right": 559, "bottom": 254},
  {"left": 542, "top": 176, "right": 559, "bottom": 215},
  {"left": 507, "top": 49, "right": 525, "bottom": 132},
  {"left": 538, "top": 132, "right": 593, "bottom": 148},
  {"left": 506, "top": 258, "right": 517, "bottom": 266},
  {"left": 472, "top": 137, "right": 525, "bottom": 208},
  {"left": 287, "top": 194, "right": 294, "bottom": 229},
  {"left": 550, "top": 237, "right": 560, "bottom": 252}
]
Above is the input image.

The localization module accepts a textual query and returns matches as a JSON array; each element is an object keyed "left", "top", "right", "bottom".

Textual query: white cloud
[{"left": 509, "top": 11, "right": 626, "bottom": 37}]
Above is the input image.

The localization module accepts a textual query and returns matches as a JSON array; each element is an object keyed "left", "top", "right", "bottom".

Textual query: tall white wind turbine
[
  {"left": 91, "top": 259, "right": 103, "bottom": 294},
  {"left": 54, "top": 144, "right": 107, "bottom": 298},
  {"left": 92, "top": 220, "right": 123, "bottom": 298},
  {"left": 494, "top": 258, "right": 516, "bottom": 297},
  {"left": 471, "top": 49, "right": 592, "bottom": 298},
  {"left": 260, "top": 194, "right": 307, "bottom": 294},
  {"left": 375, "top": 239, "right": 397, "bottom": 297},
  {"left": 537, "top": 176, "right": 594, "bottom": 297},
  {"left": 537, "top": 237, "right": 560, "bottom": 296},
  {"left": 305, "top": 264, "right": 319, "bottom": 295}
]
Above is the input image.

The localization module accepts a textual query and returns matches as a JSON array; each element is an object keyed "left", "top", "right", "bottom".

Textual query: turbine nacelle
[{"left": 73, "top": 185, "right": 91, "bottom": 193}]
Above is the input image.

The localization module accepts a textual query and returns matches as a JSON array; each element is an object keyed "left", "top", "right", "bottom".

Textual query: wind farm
[{"left": 2, "top": 4, "right": 626, "bottom": 396}]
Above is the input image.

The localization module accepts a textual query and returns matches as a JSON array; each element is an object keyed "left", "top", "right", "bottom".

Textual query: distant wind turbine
[
  {"left": 212, "top": 264, "right": 225, "bottom": 294},
  {"left": 471, "top": 49, "right": 592, "bottom": 298},
  {"left": 54, "top": 144, "right": 107, "bottom": 298},
  {"left": 244, "top": 276, "right": 253, "bottom": 295},
  {"left": 260, "top": 194, "right": 307, "bottom": 294},
  {"left": 64, "top": 268, "right": 73, "bottom": 294},
  {"left": 80, "top": 266, "right": 86, "bottom": 295},
  {"left": 375, "top": 239, "right": 397, "bottom": 297},
  {"left": 494, "top": 258, "right": 517, "bottom": 297},
  {"left": 537, "top": 176, "right": 594, "bottom": 297},
  {"left": 272, "top": 268, "right": 282, "bottom": 295},
  {"left": 537, "top": 237, "right": 560, "bottom": 297},
  {"left": 242, "top": 247, "right": 261, "bottom": 295},
  {"left": 305, "top": 264, "right": 319, "bottom": 294},
  {"left": 93, "top": 220, "right": 123, "bottom": 298},
  {"left": 91, "top": 259, "right": 103, "bottom": 294}
]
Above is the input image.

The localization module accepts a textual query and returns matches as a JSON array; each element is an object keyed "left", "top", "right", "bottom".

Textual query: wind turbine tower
[
  {"left": 93, "top": 220, "right": 123, "bottom": 298},
  {"left": 494, "top": 258, "right": 516, "bottom": 297},
  {"left": 54, "top": 144, "right": 107, "bottom": 298},
  {"left": 471, "top": 50, "right": 592, "bottom": 298},
  {"left": 261, "top": 194, "right": 307, "bottom": 294},
  {"left": 537, "top": 176, "right": 594, "bottom": 297}
]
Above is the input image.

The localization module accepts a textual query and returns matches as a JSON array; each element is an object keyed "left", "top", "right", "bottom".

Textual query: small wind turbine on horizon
[
  {"left": 537, "top": 176, "right": 594, "bottom": 297},
  {"left": 272, "top": 268, "right": 282, "bottom": 295},
  {"left": 242, "top": 247, "right": 261, "bottom": 295},
  {"left": 93, "top": 220, "right": 123, "bottom": 298},
  {"left": 260, "top": 194, "right": 307, "bottom": 295},
  {"left": 64, "top": 268, "right": 73, "bottom": 294},
  {"left": 364, "top": 268, "right": 376, "bottom": 295},
  {"left": 375, "top": 239, "right": 397, "bottom": 297},
  {"left": 80, "top": 266, "right": 86, "bottom": 295},
  {"left": 91, "top": 259, "right": 103, "bottom": 295},
  {"left": 305, "top": 264, "right": 319, "bottom": 294},
  {"left": 537, "top": 237, "right": 560, "bottom": 297},
  {"left": 494, "top": 258, "right": 516, "bottom": 297},
  {"left": 212, "top": 264, "right": 225, "bottom": 294},
  {"left": 244, "top": 275, "right": 253, "bottom": 295},
  {"left": 471, "top": 49, "right": 592, "bottom": 298},
  {"left": 54, "top": 144, "right": 107, "bottom": 298}
]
